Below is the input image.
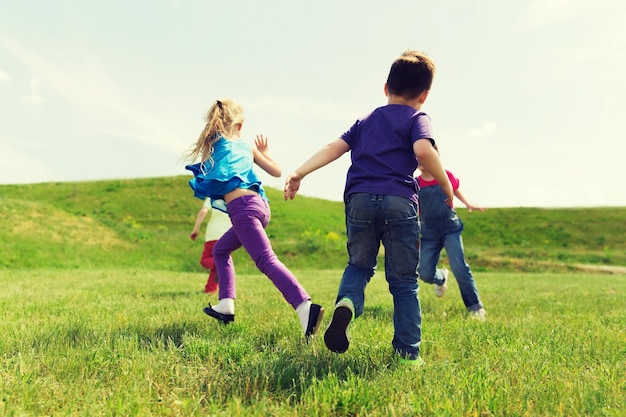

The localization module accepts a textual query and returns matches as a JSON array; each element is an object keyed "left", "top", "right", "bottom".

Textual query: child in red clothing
[{"left": 190, "top": 200, "right": 231, "bottom": 293}]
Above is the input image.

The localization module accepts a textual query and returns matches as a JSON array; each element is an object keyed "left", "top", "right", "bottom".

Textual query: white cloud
[
  {"left": 99, "top": 130, "right": 145, "bottom": 141},
  {"left": 469, "top": 122, "right": 497, "bottom": 137},
  {"left": 0, "top": 139, "right": 51, "bottom": 184},
  {"left": 22, "top": 78, "right": 44, "bottom": 103},
  {"left": 244, "top": 96, "right": 360, "bottom": 122},
  {"left": 0, "top": 69, "right": 10, "bottom": 81},
  {"left": 551, "top": 10, "right": 626, "bottom": 77},
  {"left": 0, "top": 32, "right": 182, "bottom": 153},
  {"left": 519, "top": 0, "right": 592, "bottom": 29}
]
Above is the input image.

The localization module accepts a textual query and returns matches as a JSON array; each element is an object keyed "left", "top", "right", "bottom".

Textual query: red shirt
[{"left": 417, "top": 170, "right": 460, "bottom": 207}]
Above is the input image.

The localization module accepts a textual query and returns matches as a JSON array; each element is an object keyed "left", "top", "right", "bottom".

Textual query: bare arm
[
  {"left": 454, "top": 188, "right": 486, "bottom": 213},
  {"left": 414, "top": 139, "right": 454, "bottom": 206},
  {"left": 284, "top": 138, "right": 350, "bottom": 200},
  {"left": 190, "top": 206, "right": 210, "bottom": 241},
  {"left": 252, "top": 134, "right": 282, "bottom": 177}
]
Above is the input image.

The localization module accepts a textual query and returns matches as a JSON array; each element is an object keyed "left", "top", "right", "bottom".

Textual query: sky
[{"left": 1, "top": 0, "right": 625, "bottom": 208}]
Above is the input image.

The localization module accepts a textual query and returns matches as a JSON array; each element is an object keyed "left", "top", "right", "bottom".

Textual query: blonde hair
[{"left": 184, "top": 98, "right": 245, "bottom": 164}]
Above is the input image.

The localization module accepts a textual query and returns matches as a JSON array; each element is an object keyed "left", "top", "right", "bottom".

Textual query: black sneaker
[
  {"left": 324, "top": 305, "right": 353, "bottom": 353},
  {"left": 203, "top": 304, "right": 234, "bottom": 324},
  {"left": 305, "top": 303, "right": 325, "bottom": 341}
]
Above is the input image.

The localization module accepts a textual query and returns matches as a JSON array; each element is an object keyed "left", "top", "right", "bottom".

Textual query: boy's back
[{"left": 341, "top": 104, "right": 434, "bottom": 202}]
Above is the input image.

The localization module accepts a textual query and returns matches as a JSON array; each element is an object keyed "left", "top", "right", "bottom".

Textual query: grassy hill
[{"left": 1, "top": 176, "right": 625, "bottom": 273}]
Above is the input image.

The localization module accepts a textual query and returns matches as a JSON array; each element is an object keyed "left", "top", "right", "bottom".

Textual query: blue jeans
[
  {"left": 418, "top": 217, "right": 483, "bottom": 311},
  {"left": 337, "top": 193, "right": 421, "bottom": 360}
]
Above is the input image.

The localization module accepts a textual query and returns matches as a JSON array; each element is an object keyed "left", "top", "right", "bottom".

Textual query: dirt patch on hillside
[
  {"left": 3, "top": 199, "right": 129, "bottom": 249},
  {"left": 569, "top": 264, "right": 626, "bottom": 274},
  {"left": 473, "top": 256, "right": 626, "bottom": 274}
]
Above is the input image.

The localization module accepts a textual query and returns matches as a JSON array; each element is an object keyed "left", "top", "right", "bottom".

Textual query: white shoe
[
  {"left": 470, "top": 308, "right": 486, "bottom": 321},
  {"left": 434, "top": 268, "right": 448, "bottom": 297}
]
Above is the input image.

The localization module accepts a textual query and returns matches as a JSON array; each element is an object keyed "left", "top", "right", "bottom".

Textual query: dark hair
[{"left": 386, "top": 50, "right": 435, "bottom": 100}]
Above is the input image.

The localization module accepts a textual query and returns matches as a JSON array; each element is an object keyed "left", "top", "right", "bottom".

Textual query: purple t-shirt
[{"left": 341, "top": 104, "right": 434, "bottom": 203}]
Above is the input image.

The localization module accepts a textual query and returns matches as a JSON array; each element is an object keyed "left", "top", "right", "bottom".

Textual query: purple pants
[{"left": 213, "top": 194, "right": 310, "bottom": 309}]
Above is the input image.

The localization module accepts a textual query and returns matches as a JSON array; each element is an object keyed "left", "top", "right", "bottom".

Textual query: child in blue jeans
[
  {"left": 184, "top": 98, "right": 324, "bottom": 340},
  {"left": 284, "top": 50, "right": 453, "bottom": 364},
  {"left": 417, "top": 161, "right": 487, "bottom": 320}
]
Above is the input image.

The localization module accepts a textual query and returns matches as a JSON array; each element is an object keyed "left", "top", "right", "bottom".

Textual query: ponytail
[{"left": 184, "top": 98, "right": 245, "bottom": 165}]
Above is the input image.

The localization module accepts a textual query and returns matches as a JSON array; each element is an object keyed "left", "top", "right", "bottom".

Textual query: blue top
[
  {"left": 340, "top": 104, "right": 434, "bottom": 204},
  {"left": 185, "top": 137, "right": 267, "bottom": 212}
]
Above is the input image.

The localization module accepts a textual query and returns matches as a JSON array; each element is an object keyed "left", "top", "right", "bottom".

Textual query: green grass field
[
  {"left": 1, "top": 269, "right": 624, "bottom": 416},
  {"left": 1, "top": 177, "right": 625, "bottom": 416}
]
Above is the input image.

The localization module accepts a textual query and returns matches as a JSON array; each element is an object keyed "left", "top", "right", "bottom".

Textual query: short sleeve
[
  {"left": 410, "top": 113, "right": 434, "bottom": 143},
  {"left": 340, "top": 120, "right": 359, "bottom": 147},
  {"left": 446, "top": 171, "right": 460, "bottom": 190}
]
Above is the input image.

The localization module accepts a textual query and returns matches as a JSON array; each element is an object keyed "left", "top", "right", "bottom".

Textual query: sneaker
[
  {"left": 203, "top": 304, "right": 234, "bottom": 324},
  {"left": 399, "top": 356, "right": 426, "bottom": 367},
  {"left": 324, "top": 299, "right": 354, "bottom": 353},
  {"left": 470, "top": 308, "right": 486, "bottom": 321},
  {"left": 434, "top": 268, "right": 449, "bottom": 297},
  {"left": 305, "top": 303, "right": 325, "bottom": 340}
]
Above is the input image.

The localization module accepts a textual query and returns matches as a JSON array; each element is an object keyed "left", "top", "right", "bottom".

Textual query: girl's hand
[
  {"left": 466, "top": 204, "right": 486, "bottom": 213},
  {"left": 254, "top": 134, "right": 269, "bottom": 154},
  {"left": 252, "top": 134, "right": 282, "bottom": 177}
]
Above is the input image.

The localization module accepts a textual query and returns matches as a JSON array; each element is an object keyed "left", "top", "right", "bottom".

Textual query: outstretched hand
[
  {"left": 284, "top": 172, "right": 302, "bottom": 200},
  {"left": 252, "top": 134, "right": 282, "bottom": 177},
  {"left": 254, "top": 134, "right": 269, "bottom": 154},
  {"left": 466, "top": 204, "right": 486, "bottom": 213}
]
